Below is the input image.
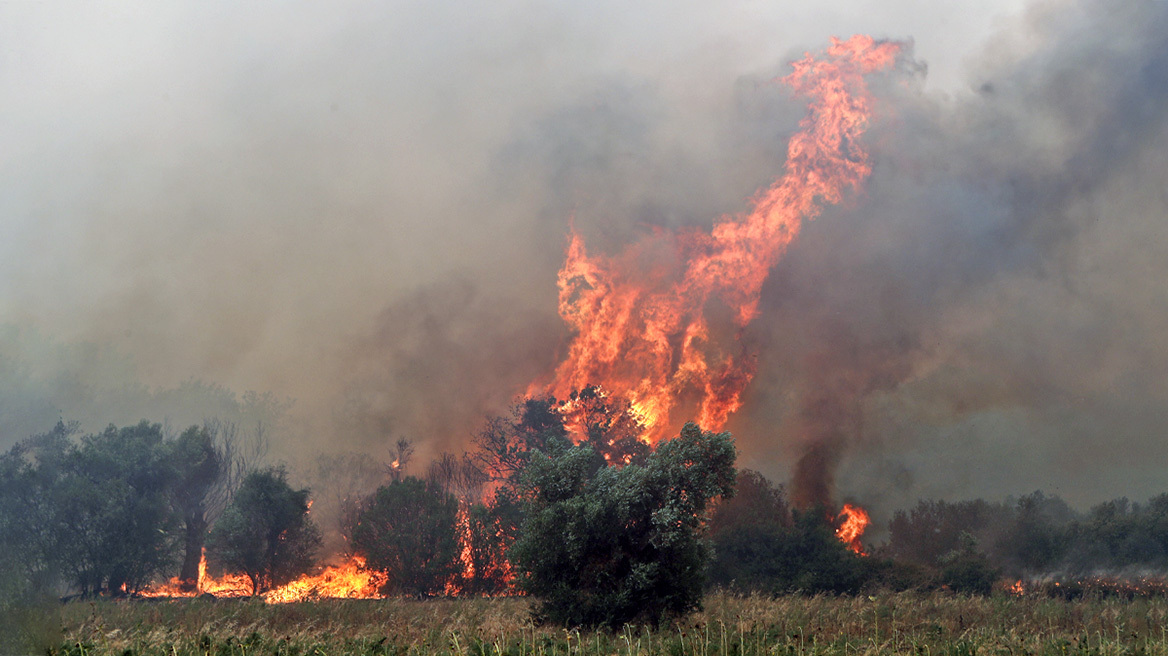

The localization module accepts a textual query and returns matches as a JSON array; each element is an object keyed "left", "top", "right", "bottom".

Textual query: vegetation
[
  {"left": 352, "top": 477, "right": 462, "bottom": 596},
  {"left": 707, "top": 472, "right": 876, "bottom": 596},
  {"left": 207, "top": 467, "right": 321, "bottom": 595},
  {"left": 48, "top": 591, "right": 1168, "bottom": 656},
  {"left": 510, "top": 422, "right": 736, "bottom": 628},
  {"left": 9, "top": 389, "right": 1168, "bottom": 644}
]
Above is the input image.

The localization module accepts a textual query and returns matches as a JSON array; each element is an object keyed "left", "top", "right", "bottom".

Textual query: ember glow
[
  {"left": 834, "top": 503, "right": 870, "bottom": 554},
  {"left": 537, "top": 36, "right": 901, "bottom": 444}
]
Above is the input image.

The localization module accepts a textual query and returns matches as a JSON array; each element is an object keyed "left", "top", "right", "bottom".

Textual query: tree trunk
[{"left": 179, "top": 512, "right": 208, "bottom": 592}]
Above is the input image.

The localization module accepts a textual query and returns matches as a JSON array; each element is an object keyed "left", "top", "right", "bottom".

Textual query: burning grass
[{"left": 54, "top": 590, "right": 1168, "bottom": 655}]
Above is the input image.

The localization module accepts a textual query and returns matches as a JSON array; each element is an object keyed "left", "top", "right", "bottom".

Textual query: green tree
[
  {"left": 59, "top": 421, "right": 179, "bottom": 595},
  {"left": 0, "top": 423, "right": 74, "bottom": 651},
  {"left": 167, "top": 425, "right": 223, "bottom": 591},
  {"left": 206, "top": 467, "right": 320, "bottom": 595},
  {"left": 706, "top": 470, "right": 793, "bottom": 591},
  {"left": 351, "top": 477, "right": 461, "bottom": 596},
  {"left": 939, "top": 533, "right": 998, "bottom": 595},
  {"left": 509, "top": 422, "right": 736, "bottom": 628}
]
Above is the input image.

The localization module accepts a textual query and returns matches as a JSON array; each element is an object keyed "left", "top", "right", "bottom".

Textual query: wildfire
[
  {"left": 536, "top": 36, "right": 901, "bottom": 443},
  {"left": 140, "top": 550, "right": 383, "bottom": 603},
  {"left": 138, "top": 549, "right": 253, "bottom": 598},
  {"left": 835, "top": 503, "right": 870, "bottom": 555},
  {"left": 262, "top": 555, "right": 386, "bottom": 603}
]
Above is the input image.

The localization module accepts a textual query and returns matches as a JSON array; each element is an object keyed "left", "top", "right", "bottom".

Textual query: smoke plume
[{"left": 4, "top": 0, "right": 1168, "bottom": 526}]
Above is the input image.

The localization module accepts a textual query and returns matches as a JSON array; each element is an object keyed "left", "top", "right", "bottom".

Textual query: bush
[
  {"left": 206, "top": 467, "right": 320, "bottom": 594},
  {"left": 509, "top": 422, "right": 736, "bottom": 628},
  {"left": 351, "top": 477, "right": 461, "bottom": 596},
  {"left": 940, "top": 554, "right": 998, "bottom": 595},
  {"left": 707, "top": 472, "right": 874, "bottom": 596}
]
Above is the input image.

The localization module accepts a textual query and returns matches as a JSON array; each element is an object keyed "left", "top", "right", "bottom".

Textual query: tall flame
[
  {"left": 835, "top": 503, "right": 870, "bottom": 555},
  {"left": 538, "top": 36, "right": 900, "bottom": 442}
]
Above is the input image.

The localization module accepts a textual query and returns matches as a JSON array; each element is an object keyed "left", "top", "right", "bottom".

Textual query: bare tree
[
  {"left": 427, "top": 452, "right": 488, "bottom": 504},
  {"left": 169, "top": 419, "right": 268, "bottom": 590},
  {"left": 309, "top": 452, "right": 385, "bottom": 553},
  {"left": 385, "top": 437, "right": 414, "bottom": 483}
]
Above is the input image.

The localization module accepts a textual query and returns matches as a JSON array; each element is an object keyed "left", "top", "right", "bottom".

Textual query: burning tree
[{"left": 509, "top": 422, "right": 735, "bottom": 628}]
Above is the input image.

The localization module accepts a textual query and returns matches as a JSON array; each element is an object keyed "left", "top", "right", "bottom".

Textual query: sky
[{"left": 5, "top": 0, "right": 1168, "bottom": 525}]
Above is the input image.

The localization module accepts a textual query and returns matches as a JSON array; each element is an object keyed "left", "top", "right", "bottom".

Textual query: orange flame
[
  {"left": 262, "top": 555, "right": 387, "bottom": 603},
  {"left": 141, "top": 550, "right": 383, "bottom": 602},
  {"left": 835, "top": 503, "right": 870, "bottom": 555},
  {"left": 535, "top": 36, "right": 901, "bottom": 443},
  {"left": 139, "top": 548, "right": 253, "bottom": 598}
]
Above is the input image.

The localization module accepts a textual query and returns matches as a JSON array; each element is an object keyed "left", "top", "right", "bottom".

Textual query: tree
[
  {"left": 509, "top": 422, "right": 736, "bottom": 628},
  {"left": 60, "top": 421, "right": 179, "bottom": 595},
  {"left": 167, "top": 425, "right": 223, "bottom": 591},
  {"left": 557, "top": 385, "right": 649, "bottom": 466},
  {"left": 206, "top": 467, "right": 320, "bottom": 595},
  {"left": 472, "top": 397, "right": 568, "bottom": 487},
  {"left": 706, "top": 470, "right": 793, "bottom": 591},
  {"left": 351, "top": 477, "right": 461, "bottom": 596},
  {"left": 939, "top": 533, "right": 998, "bottom": 595}
]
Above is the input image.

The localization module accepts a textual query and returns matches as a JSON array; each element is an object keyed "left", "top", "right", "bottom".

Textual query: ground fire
[{"left": 142, "top": 551, "right": 384, "bottom": 602}]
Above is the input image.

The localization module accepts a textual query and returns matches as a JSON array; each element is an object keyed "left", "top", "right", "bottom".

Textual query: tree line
[{"left": 7, "top": 393, "right": 1168, "bottom": 629}]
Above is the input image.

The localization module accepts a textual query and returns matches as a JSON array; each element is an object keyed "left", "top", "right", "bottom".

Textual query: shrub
[
  {"left": 351, "top": 477, "right": 461, "bottom": 596},
  {"left": 509, "top": 422, "right": 736, "bottom": 628},
  {"left": 206, "top": 467, "right": 320, "bottom": 594}
]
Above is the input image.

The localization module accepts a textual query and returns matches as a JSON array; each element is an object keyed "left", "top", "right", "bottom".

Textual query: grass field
[{"left": 39, "top": 591, "right": 1168, "bottom": 656}]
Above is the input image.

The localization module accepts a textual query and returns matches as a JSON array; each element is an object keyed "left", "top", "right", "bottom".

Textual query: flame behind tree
[
  {"left": 835, "top": 503, "right": 870, "bottom": 555},
  {"left": 539, "top": 36, "right": 902, "bottom": 443}
]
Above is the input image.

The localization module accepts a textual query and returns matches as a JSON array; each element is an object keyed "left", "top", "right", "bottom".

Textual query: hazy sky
[{"left": 8, "top": 0, "right": 1168, "bottom": 523}]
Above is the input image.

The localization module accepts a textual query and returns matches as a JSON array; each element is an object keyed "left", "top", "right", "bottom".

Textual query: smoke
[
  {"left": 735, "top": 0, "right": 1168, "bottom": 518},
  {"left": 6, "top": 0, "right": 1168, "bottom": 525}
]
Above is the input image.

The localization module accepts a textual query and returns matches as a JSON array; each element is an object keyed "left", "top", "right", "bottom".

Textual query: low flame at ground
[
  {"left": 140, "top": 551, "right": 384, "bottom": 603},
  {"left": 262, "top": 555, "right": 386, "bottom": 603},
  {"left": 835, "top": 503, "right": 870, "bottom": 555}
]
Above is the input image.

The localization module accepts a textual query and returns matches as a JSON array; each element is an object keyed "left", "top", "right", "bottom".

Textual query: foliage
[
  {"left": 707, "top": 471, "right": 876, "bottom": 595},
  {"left": 510, "top": 422, "right": 736, "bottom": 628},
  {"left": 206, "top": 467, "right": 320, "bottom": 595},
  {"left": 460, "top": 500, "right": 514, "bottom": 595},
  {"left": 472, "top": 396, "right": 568, "bottom": 488},
  {"left": 54, "top": 421, "right": 179, "bottom": 595},
  {"left": 166, "top": 425, "right": 224, "bottom": 590},
  {"left": 352, "top": 477, "right": 461, "bottom": 596},
  {"left": 935, "top": 532, "right": 998, "bottom": 595},
  {"left": 887, "top": 498, "right": 1006, "bottom": 567}
]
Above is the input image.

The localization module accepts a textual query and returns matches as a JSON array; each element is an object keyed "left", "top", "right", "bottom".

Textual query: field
[{"left": 43, "top": 592, "right": 1168, "bottom": 656}]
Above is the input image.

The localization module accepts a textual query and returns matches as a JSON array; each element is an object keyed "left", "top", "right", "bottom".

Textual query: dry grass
[{"left": 50, "top": 591, "right": 1168, "bottom": 655}]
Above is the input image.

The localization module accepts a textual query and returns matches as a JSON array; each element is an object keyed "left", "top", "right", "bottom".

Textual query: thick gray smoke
[
  {"left": 736, "top": 0, "right": 1168, "bottom": 523},
  {"left": 5, "top": 0, "right": 1167, "bottom": 526}
]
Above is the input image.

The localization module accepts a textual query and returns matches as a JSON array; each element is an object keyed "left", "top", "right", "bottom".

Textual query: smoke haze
[{"left": 4, "top": 0, "right": 1166, "bottom": 524}]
